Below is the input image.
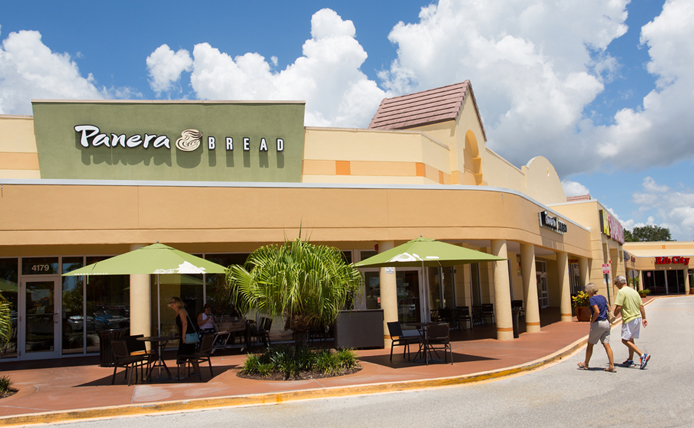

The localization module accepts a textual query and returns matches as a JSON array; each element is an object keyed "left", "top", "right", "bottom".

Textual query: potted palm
[{"left": 572, "top": 291, "right": 591, "bottom": 322}]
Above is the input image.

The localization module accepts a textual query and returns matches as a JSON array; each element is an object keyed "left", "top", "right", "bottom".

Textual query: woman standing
[
  {"left": 577, "top": 283, "right": 616, "bottom": 372},
  {"left": 168, "top": 297, "right": 199, "bottom": 377}
]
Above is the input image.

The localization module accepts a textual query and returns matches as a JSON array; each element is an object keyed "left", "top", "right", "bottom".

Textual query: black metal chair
[
  {"left": 481, "top": 303, "right": 495, "bottom": 324},
  {"left": 455, "top": 306, "right": 472, "bottom": 329},
  {"left": 125, "top": 334, "right": 155, "bottom": 381},
  {"left": 111, "top": 339, "right": 149, "bottom": 386},
  {"left": 424, "top": 323, "right": 453, "bottom": 365},
  {"left": 178, "top": 334, "right": 215, "bottom": 381},
  {"left": 387, "top": 322, "right": 421, "bottom": 362},
  {"left": 511, "top": 300, "right": 525, "bottom": 318},
  {"left": 471, "top": 305, "right": 485, "bottom": 326},
  {"left": 249, "top": 317, "right": 272, "bottom": 346}
]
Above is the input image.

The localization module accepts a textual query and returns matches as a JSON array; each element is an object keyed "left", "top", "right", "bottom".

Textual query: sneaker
[
  {"left": 622, "top": 359, "right": 635, "bottom": 367},
  {"left": 640, "top": 354, "right": 651, "bottom": 370}
]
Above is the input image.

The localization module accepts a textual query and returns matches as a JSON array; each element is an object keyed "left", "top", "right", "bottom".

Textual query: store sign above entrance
[
  {"left": 32, "top": 101, "right": 305, "bottom": 182},
  {"left": 538, "top": 211, "right": 567, "bottom": 234},
  {"left": 599, "top": 209, "right": 625, "bottom": 244},
  {"left": 655, "top": 256, "right": 690, "bottom": 265}
]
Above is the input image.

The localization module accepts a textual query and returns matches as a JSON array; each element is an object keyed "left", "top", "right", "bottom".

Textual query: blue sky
[{"left": 1, "top": 0, "right": 693, "bottom": 240}]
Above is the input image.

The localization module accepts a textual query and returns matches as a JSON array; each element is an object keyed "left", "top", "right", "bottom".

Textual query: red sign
[
  {"left": 655, "top": 256, "right": 690, "bottom": 265},
  {"left": 602, "top": 264, "right": 610, "bottom": 274}
]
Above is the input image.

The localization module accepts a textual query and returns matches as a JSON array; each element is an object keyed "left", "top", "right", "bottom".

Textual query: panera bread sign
[{"left": 74, "top": 125, "right": 285, "bottom": 152}]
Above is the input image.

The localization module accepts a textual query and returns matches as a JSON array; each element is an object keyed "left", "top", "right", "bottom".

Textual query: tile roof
[
  {"left": 567, "top": 194, "right": 592, "bottom": 202},
  {"left": 368, "top": 81, "right": 486, "bottom": 140}
]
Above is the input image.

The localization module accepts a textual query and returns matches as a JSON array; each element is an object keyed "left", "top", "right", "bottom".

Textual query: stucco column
[
  {"left": 129, "top": 244, "right": 151, "bottom": 338},
  {"left": 520, "top": 243, "right": 540, "bottom": 333},
  {"left": 378, "top": 241, "right": 398, "bottom": 347},
  {"left": 491, "top": 240, "right": 513, "bottom": 340},
  {"left": 685, "top": 266, "right": 690, "bottom": 295},
  {"left": 638, "top": 270, "right": 644, "bottom": 291},
  {"left": 578, "top": 257, "right": 589, "bottom": 290},
  {"left": 557, "top": 251, "right": 572, "bottom": 322}
]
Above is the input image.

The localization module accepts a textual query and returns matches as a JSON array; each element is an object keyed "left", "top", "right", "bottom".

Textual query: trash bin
[
  {"left": 98, "top": 329, "right": 126, "bottom": 367},
  {"left": 511, "top": 307, "right": 521, "bottom": 338}
]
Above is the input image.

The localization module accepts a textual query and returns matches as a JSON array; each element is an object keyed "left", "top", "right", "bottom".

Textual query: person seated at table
[
  {"left": 168, "top": 296, "right": 199, "bottom": 377},
  {"left": 197, "top": 303, "right": 216, "bottom": 345}
]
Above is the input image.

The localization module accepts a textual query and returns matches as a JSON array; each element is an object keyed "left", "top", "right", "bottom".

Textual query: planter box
[
  {"left": 576, "top": 306, "right": 592, "bottom": 322},
  {"left": 334, "top": 310, "right": 384, "bottom": 349}
]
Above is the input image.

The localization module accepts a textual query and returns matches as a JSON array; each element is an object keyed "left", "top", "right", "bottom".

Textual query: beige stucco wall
[
  {"left": 551, "top": 200, "right": 626, "bottom": 299},
  {"left": 624, "top": 241, "right": 694, "bottom": 271},
  {"left": 0, "top": 115, "right": 40, "bottom": 179},
  {"left": 522, "top": 157, "right": 567, "bottom": 205}
]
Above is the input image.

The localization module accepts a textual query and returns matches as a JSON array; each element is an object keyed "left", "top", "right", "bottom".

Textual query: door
[
  {"left": 361, "top": 269, "right": 422, "bottom": 324},
  {"left": 19, "top": 277, "right": 61, "bottom": 359},
  {"left": 536, "top": 261, "right": 549, "bottom": 308}
]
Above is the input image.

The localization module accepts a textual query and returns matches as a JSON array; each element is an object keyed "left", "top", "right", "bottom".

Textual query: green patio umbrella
[
  {"left": 354, "top": 237, "right": 506, "bottom": 322},
  {"left": 63, "top": 243, "right": 227, "bottom": 335}
]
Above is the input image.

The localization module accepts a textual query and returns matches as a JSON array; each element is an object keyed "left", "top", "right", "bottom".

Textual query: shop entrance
[
  {"left": 18, "top": 277, "right": 61, "bottom": 360},
  {"left": 536, "top": 261, "right": 549, "bottom": 308}
]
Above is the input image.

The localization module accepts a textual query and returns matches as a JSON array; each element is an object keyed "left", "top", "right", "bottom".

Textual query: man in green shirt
[{"left": 613, "top": 275, "right": 651, "bottom": 369}]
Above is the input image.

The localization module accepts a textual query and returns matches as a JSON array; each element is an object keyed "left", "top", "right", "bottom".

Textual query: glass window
[
  {"left": 360, "top": 250, "right": 377, "bottom": 262},
  {"left": 0, "top": 258, "right": 18, "bottom": 359},
  {"left": 86, "top": 257, "right": 129, "bottom": 354},
  {"left": 342, "top": 251, "right": 352, "bottom": 264},
  {"left": 205, "top": 254, "right": 249, "bottom": 317},
  {"left": 364, "top": 271, "right": 380, "bottom": 310},
  {"left": 22, "top": 257, "right": 59, "bottom": 275},
  {"left": 62, "top": 257, "right": 84, "bottom": 355},
  {"left": 154, "top": 273, "right": 203, "bottom": 337}
]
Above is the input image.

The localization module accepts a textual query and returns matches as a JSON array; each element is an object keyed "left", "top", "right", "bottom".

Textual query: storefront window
[
  {"left": 86, "top": 257, "right": 129, "bottom": 353},
  {"left": 397, "top": 270, "right": 420, "bottom": 324},
  {"left": 154, "top": 273, "right": 204, "bottom": 337},
  {"left": 204, "top": 254, "right": 248, "bottom": 317},
  {"left": 0, "top": 258, "right": 18, "bottom": 359},
  {"left": 364, "top": 271, "right": 380, "bottom": 310},
  {"left": 62, "top": 257, "right": 84, "bottom": 355}
]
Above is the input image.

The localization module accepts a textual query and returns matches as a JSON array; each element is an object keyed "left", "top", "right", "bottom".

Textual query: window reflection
[
  {"left": 0, "top": 258, "right": 18, "bottom": 359},
  {"left": 62, "top": 257, "right": 84, "bottom": 355}
]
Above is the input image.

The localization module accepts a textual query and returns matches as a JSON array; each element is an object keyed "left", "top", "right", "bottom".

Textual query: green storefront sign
[{"left": 32, "top": 101, "right": 306, "bottom": 182}]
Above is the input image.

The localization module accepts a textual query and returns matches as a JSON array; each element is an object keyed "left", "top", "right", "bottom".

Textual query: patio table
[
  {"left": 406, "top": 322, "right": 444, "bottom": 364},
  {"left": 137, "top": 336, "right": 174, "bottom": 381}
]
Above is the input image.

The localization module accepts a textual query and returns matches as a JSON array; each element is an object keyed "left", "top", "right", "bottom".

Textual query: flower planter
[{"left": 576, "top": 306, "right": 592, "bottom": 322}]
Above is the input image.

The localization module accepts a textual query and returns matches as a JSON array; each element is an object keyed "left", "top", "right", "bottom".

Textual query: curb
[
  {"left": 0, "top": 334, "right": 590, "bottom": 427},
  {"left": 0, "top": 296, "right": 662, "bottom": 426}
]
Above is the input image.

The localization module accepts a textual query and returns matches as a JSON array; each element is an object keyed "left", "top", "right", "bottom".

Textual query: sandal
[
  {"left": 605, "top": 367, "right": 617, "bottom": 373},
  {"left": 577, "top": 362, "right": 589, "bottom": 370}
]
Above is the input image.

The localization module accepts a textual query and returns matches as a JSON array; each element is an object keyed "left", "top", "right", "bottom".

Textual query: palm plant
[
  {"left": 226, "top": 238, "right": 362, "bottom": 349},
  {"left": 0, "top": 293, "right": 10, "bottom": 345}
]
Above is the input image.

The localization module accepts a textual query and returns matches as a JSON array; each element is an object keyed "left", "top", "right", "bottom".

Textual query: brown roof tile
[
  {"left": 369, "top": 81, "right": 486, "bottom": 140},
  {"left": 567, "top": 194, "right": 592, "bottom": 202}
]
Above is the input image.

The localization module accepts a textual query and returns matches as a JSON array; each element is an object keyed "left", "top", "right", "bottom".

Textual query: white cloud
[
  {"left": 183, "top": 8, "right": 385, "bottom": 127},
  {"left": 561, "top": 180, "right": 590, "bottom": 197},
  {"left": 0, "top": 30, "right": 104, "bottom": 114},
  {"left": 146, "top": 44, "right": 193, "bottom": 95},
  {"left": 626, "top": 176, "right": 694, "bottom": 240},
  {"left": 378, "top": 0, "right": 629, "bottom": 176}
]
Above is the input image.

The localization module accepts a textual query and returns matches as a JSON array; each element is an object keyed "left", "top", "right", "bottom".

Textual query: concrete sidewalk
[{"left": 0, "top": 300, "right": 657, "bottom": 427}]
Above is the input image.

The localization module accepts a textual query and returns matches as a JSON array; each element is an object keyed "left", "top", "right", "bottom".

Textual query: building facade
[{"left": 0, "top": 81, "right": 632, "bottom": 361}]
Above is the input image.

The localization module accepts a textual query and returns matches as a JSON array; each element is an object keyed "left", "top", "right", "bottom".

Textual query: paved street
[{"left": 44, "top": 297, "right": 694, "bottom": 428}]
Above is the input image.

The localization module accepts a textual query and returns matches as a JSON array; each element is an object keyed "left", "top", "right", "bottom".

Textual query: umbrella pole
[{"left": 157, "top": 274, "right": 161, "bottom": 336}]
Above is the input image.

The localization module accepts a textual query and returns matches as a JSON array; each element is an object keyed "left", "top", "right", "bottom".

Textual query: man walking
[{"left": 613, "top": 275, "right": 651, "bottom": 369}]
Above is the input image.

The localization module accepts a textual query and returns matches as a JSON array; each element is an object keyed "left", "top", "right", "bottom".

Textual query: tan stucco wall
[
  {"left": 624, "top": 241, "right": 694, "bottom": 271},
  {"left": 0, "top": 183, "right": 592, "bottom": 259},
  {"left": 522, "top": 157, "right": 567, "bottom": 205},
  {"left": 551, "top": 200, "right": 626, "bottom": 299},
  {"left": 0, "top": 115, "right": 40, "bottom": 179}
]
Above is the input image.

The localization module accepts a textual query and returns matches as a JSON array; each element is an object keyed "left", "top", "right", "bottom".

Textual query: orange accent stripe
[
  {"left": 561, "top": 313, "right": 572, "bottom": 317},
  {"left": 525, "top": 322, "right": 540, "bottom": 326},
  {"left": 335, "top": 160, "right": 351, "bottom": 175},
  {"left": 497, "top": 327, "right": 513, "bottom": 332},
  {"left": 415, "top": 162, "right": 425, "bottom": 177}
]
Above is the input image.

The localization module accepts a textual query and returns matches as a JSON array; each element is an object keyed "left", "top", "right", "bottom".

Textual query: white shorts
[{"left": 621, "top": 318, "right": 641, "bottom": 341}]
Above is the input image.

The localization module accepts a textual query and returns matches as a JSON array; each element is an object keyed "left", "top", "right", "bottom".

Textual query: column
[
  {"left": 685, "top": 266, "right": 690, "bottom": 295},
  {"left": 557, "top": 251, "right": 572, "bottom": 322},
  {"left": 129, "top": 244, "right": 151, "bottom": 338},
  {"left": 638, "top": 270, "right": 644, "bottom": 291},
  {"left": 578, "top": 257, "right": 589, "bottom": 290},
  {"left": 378, "top": 241, "right": 398, "bottom": 347},
  {"left": 491, "top": 240, "right": 513, "bottom": 340},
  {"left": 520, "top": 243, "right": 540, "bottom": 333}
]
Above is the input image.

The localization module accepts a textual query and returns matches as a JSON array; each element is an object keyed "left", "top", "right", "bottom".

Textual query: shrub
[
  {"left": 0, "top": 375, "right": 13, "bottom": 394},
  {"left": 240, "top": 346, "right": 359, "bottom": 380},
  {"left": 638, "top": 289, "right": 651, "bottom": 297}
]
